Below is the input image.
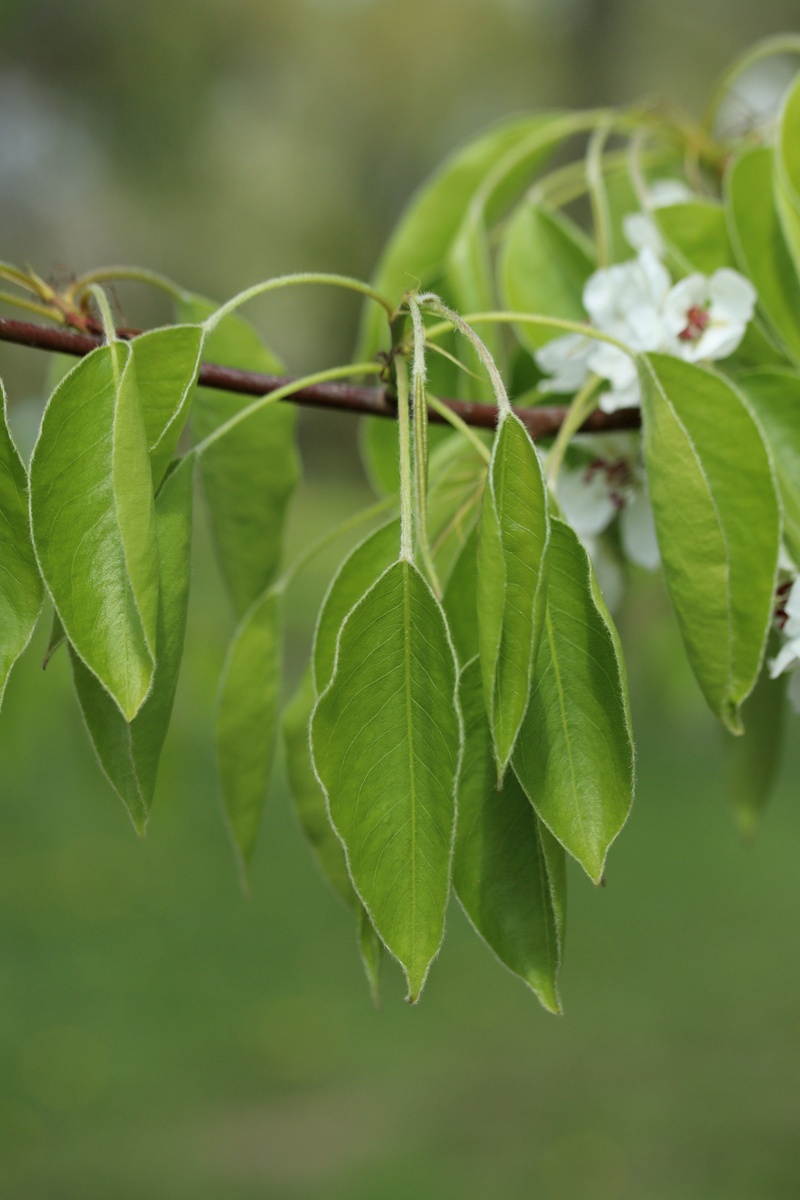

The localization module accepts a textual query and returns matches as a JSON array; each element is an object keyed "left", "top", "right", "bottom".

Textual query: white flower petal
[
  {"left": 583, "top": 535, "right": 625, "bottom": 613},
  {"left": 779, "top": 545, "right": 798, "bottom": 573},
  {"left": 709, "top": 269, "right": 757, "bottom": 325},
  {"left": 637, "top": 248, "right": 672, "bottom": 308},
  {"left": 788, "top": 667, "right": 800, "bottom": 714},
  {"left": 583, "top": 264, "right": 629, "bottom": 327},
  {"left": 535, "top": 333, "right": 593, "bottom": 392},
  {"left": 662, "top": 274, "right": 707, "bottom": 338},
  {"left": 557, "top": 466, "right": 619, "bottom": 537},
  {"left": 649, "top": 178, "right": 693, "bottom": 208},
  {"left": 785, "top": 579, "right": 800, "bottom": 624},
  {"left": 598, "top": 379, "right": 641, "bottom": 412},
  {"left": 623, "top": 212, "right": 664, "bottom": 256},
  {"left": 769, "top": 638, "right": 800, "bottom": 679},
  {"left": 620, "top": 491, "right": 660, "bottom": 570},
  {"left": 691, "top": 321, "right": 746, "bottom": 362},
  {"left": 588, "top": 343, "right": 637, "bottom": 389}
]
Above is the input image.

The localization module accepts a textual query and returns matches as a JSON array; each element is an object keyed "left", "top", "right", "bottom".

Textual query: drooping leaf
[
  {"left": 70, "top": 455, "right": 194, "bottom": 832},
  {"left": 455, "top": 658, "right": 564, "bottom": 1012},
  {"left": 776, "top": 73, "right": 800, "bottom": 278},
  {"left": 216, "top": 583, "right": 283, "bottom": 875},
  {"left": 311, "top": 559, "right": 461, "bottom": 1002},
  {"left": 42, "top": 610, "right": 66, "bottom": 670},
  {"left": 177, "top": 292, "right": 299, "bottom": 617},
  {"left": 638, "top": 354, "right": 780, "bottom": 731},
  {"left": 727, "top": 638, "right": 787, "bottom": 839},
  {"left": 129, "top": 324, "right": 205, "bottom": 486},
  {"left": 30, "top": 343, "right": 159, "bottom": 720},
  {"left": 726, "top": 146, "right": 800, "bottom": 364},
  {"left": 442, "top": 526, "right": 479, "bottom": 665},
  {"left": 736, "top": 368, "right": 800, "bottom": 565},
  {"left": 312, "top": 519, "right": 400, "bottom": 693},
  {"left": 500, "top": 204, "right": 595, "bottom": 353},
  {"left": 0, "top": 379, "right": 42, "bottom": 705},
  {"left": 283, "top": 668, "right": 382, "bottom": 1004},
  {"left": 478, "top": 413, "right": 549, "bottom": 774},
  {"left": 513, "top": 518, "right": 633, "bottom": 883}
]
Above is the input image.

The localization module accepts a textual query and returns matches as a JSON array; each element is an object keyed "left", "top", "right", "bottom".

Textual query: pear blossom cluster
[
  {"left": 536, "top": 182, "right": 758, "bottom": 414},
  {"left": 770, "top": 569, "right": 800, "bottom": 714}
]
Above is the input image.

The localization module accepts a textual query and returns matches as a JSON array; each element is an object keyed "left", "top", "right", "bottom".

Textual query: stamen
[{"left": 679, "top": 305, "right": 710, "bottom": 342}]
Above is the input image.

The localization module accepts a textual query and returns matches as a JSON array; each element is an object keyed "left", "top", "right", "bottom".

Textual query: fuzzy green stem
[
  {"left": 418, "top": 295, "right": 511, "bottom": 419},
  {"left": 68, "top": 266, "right": 185, "bottom": 304},
  {"left": 191, "top": 362, "right": 384, "bottom": 458},
  {"left": 407, "top": 297, "right": 441, "bottom": 594},
  {"left": 546, "top": 374, "right": 602, "bottom": 485},
  {"left": 395, "top": 356, "right": 414, "bottom": 562},
  {"left": 0, "top": 291, "right": 65, "bottom": 322},
  {"left": 204, "top": 272, "right": 394, "bottom": 334},
  {"left": 86, "top": 285, "right": 120, "bottom": 384},
  {"left": 586, "top": 120, "right": 614, "bottom": 267}
]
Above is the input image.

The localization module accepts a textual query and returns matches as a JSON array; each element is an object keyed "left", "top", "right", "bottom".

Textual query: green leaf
[
  {"left": 0, "top": 380, "right": 43, "bottom": 705},
  {"left": 177, "top": 292, "right": 299, "bottom": 617},
  {"left": 427, "top": 433, "right": 488, "bottom": 585},
  {"left": 30, "top": 343, "right": 159, "bottom": 720},
  {"left": 639, "top": 354, "right": 780, "bottom": 731},
  {"left": 70, "top": 456, "right": 194, "bottom": 832},
  {"left": 656, "top": 200, "right": 735, "bottom": 275},
  {"left": 500, "top": 204, "right": 595, "bottom": 352},
  {"left": 283, "top": 668, "right": 382, "bottom": 1005},
  {"left": 776, "top": 74, "right": 800, "bottom": 278},
  {"left": 442, "top": 526, "right": 479, "bottom": 666},
  {"left": 129, "top": 324, "right": 205, "bottom": 487},
  {"left": 312, "top": 520, "right": 400, "bottom": 693},
  {"left": 512, "top": 519, "right": 633, "bottom": 883},
  {"left": 311, "top": 559, "right": 461, "bottom": 1002},
  {"left": 478, "top": 413, "right": 549, "bottom": 775},
  {"left": 736, "top": 368, "right": 800, "bottom": 565},
  {"left": 357, "top": 114, "right": 569, "bottom": 363},
  {"left": 726, "top": 146, "right": 800, "bottom": 363},
  {"left": 455, "top": 658, "right": 564, "bottom": 1012},
  {"left": 727, "top": 640, "right": 787, "bottom": 840},
  {"left": 216, "top": 584, "right": 283, "bottom": 875}
]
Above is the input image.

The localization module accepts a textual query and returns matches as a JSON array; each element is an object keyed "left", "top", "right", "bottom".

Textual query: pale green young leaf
[
  {"left": 128, "top": 324, "right": 204, "bottom": 486},
  {"left": 442, "top": 526, "right": 479, "bottom": 666},
  {"left": 70, "top": 456, "right": 195, "bottom": 832},
  {"left": 727, "top": 639, "right": 787, "bottom": 840},
  {"left": 216, "top": 584, "right": 283, "bottom": 875},
  {"left": 283, "top": 668, "right": 382, "bottom": 1005},
  {"left": 478, "top": 413, "right": 549, "bottom": 775},
  {"left": 177, "top": 292, "right": 299, "bottom": 617},
  {"left": 726, "top": 146, "right": 800, "bottom": 363},
  {"left": 736, "top": 368, "right": 800, "bottom": 565},
  {"left": 500, "top": 205, "right": 594, "bottom": 353},
  {"left": 639, "top": 354, "right": 780, "bottom": 731},
  {"left": 512, "top": 519, "right": 633, "bottom": 883},
  {"left": 776, "top": 74, "right": 800, "bottom": 277},
  {"left": 312, "top": 519, "right": 400, "bottom": 693},
  {"left": 311, "top": 559, "right": 461, "bottom": 1002},
  {"left": 30, "top": 344, "right": 159, "bottom": 720},
  {"left": 0, "top": 380, "right": 42, "bottom": 705},
  {"left": 455, "top": 658, "right": 564, "bottom": 1013}
]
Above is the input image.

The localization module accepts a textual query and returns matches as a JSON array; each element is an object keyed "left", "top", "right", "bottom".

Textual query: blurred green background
[{"left": 1, "top": 1, "right": 800, "bottom": 1196}]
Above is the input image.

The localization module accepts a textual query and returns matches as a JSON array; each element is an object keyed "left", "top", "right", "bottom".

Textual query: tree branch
[{"left": 0, "top": 316, "right": 641, "bottom": 440}]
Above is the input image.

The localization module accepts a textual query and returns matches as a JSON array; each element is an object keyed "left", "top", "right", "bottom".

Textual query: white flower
[
  {"left": 583, "top": 249, "right": 671, "bottom": 349},
  {"left": 662, "top": 269, "right": 756, "bottom": 362},
  {"left": 769, "top": 575, "right": 800, "bottom": 714},
  {"left": 535, "top": 332, "right": 595, "bottom": 395},
  {"left": 623, "top": 178, "right": 693, "bottom": 256},
  {"left": 556, "top": 433, "right": 660, "bottom": 571}
]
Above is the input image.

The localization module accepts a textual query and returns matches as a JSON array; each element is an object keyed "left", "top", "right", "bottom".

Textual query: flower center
[
  {"left": 776, "top": 580, "right": 793, "bottom": 630},
  {"left": 679, "top": 305, "right": 711, "bottom": 343},
  {"left": 586, "top": 456, "right": 633, "bottom": 508}
]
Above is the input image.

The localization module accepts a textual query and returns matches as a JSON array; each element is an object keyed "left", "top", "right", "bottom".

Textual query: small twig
[{"left": 0, "top": 315, "right": 642, "bottom": 440}]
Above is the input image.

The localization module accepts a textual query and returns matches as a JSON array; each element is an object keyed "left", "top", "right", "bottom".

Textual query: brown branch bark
[{"left": 0, "top": 316, "right": 641, "bottom": 439}]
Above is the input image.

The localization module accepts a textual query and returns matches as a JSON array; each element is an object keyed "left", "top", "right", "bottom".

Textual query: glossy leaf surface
[
  {"left": 737, "top": 368, "right": 800, "bottom": 566},
  {"left": 283, "top": 669, "right": 382, "bottom": 1003},
  {"left": 639, "top": 354, "right": 780, "bottom": 731},
  {"left": 216, "top": 584, "right": 283, "bottom": 874},
  {"left": 726, "top": 146, "right": 800, "bottom": 363},
  {"left": 0, "top": 381, "right": 42, "bottom": 704},
  {"left": 129, "top": 324, "right": 204, "bottom": 486},
  {"left": 478, "top": 413, "right": 549, "bottom": 774},
  {"left": 455, "top": 659, "right": 563, "bottom": 1012},
  {"left": 70, "top": 456, "right": 194, "bottom": 831},
  {"left": 513, "top": 519, "right": 633, "bottom": 883},
  {"left": 30, "top": 344, "right": 159, "bottom": 720},
  {"left": 178, "top": 293, "right": 299, "bottom": 616},
  {"left": 311, "top": 559, "right": 460, "bottom": 1001}
]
